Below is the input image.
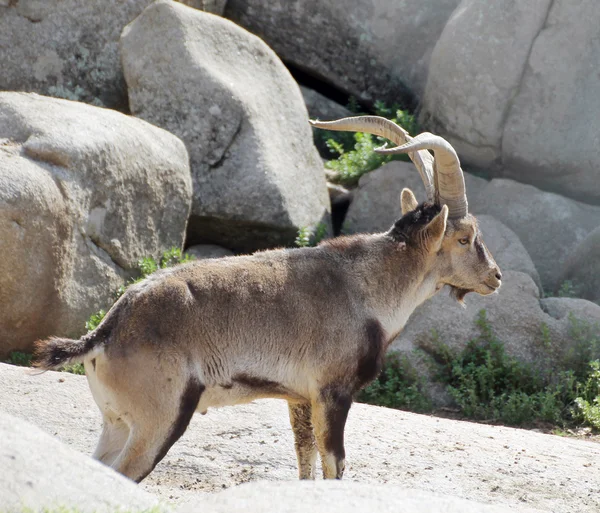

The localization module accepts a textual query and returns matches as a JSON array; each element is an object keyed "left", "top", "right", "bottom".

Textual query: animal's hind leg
[
  {"left": 288, "top": 402, "right": 317, "bottom": 480},
  {"left": 110, "top": 376, "right": 204, "bottom": 483},
  {"left": 93, "top": 415, "right": 130, "bottom": 467}
]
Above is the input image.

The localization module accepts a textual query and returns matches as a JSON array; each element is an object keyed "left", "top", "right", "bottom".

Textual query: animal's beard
[{"left": 449, "top": 286, "right": 471, "bottom": 307}]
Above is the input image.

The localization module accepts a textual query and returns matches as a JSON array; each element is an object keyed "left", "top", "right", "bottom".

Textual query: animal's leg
[
  {"left": 311, "top": 386, "right": 352, "bottom": 479},
  {"left": 288, "top": 402, "right": 317, "bottom": 479},
  {"left": 93, "top": 415, "right": 130, "bottom": 467},
  {"left": 109, "top": 377, "right": 204, "bottom": 482}
]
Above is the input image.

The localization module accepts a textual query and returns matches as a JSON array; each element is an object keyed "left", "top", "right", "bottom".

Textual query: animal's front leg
[
  {"left": 288, "top": 402, "right": 317, "bottom": 479},
  {"left": 311, "top": 386, "right": 352, "bottom": 479}
]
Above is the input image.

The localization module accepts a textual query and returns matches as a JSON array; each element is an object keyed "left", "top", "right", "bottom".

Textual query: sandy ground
[{"left": 1, "top": 363, "right": 599, "bottom": 512}]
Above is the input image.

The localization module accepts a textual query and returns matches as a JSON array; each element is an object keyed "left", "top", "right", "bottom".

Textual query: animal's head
[{"left": 310, "top": 115, "right": 501, "bottom": 303}]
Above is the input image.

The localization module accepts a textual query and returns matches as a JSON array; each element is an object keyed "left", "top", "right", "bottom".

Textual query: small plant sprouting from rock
[{"left": 295, "top": 223, "right": 328, "bottom": 248}]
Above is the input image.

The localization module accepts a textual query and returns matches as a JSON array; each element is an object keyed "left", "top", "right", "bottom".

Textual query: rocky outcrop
[
  {"left": 471, "top": 179, "right": 600, "bottom": 291},
  {"left": 0, "top": 411, "right": 159, "bottom": 513},
  {"left": 559, "top": 227, "right": 600, "bottom": 302},
  {"left": 1, "top": 363, "right": 598, "bottom": 512},
  {"left": 0, "top": 92, "right": 191, "bottom": 357},
  {"left": 421, "top": 0, "right": 600, "bottom": 204},
  {"left": 502, "top": 0, "right": 600, "bottom": 204},
  {"left": 121, "top": 0, "right": 330, "bottom": 253},
  {"left": 225, "top": 0, "right": 462, "bottom": 103},
  {"left": 0, "top": 0, "right": 157, "bottom": 110}
]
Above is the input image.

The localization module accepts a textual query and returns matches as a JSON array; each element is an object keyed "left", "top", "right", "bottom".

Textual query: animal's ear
[
  {"left": 423, "top": 204, "right": 448, "bottom": 252},
  {"left": 400, "top": 188, "right": 418, "bottom": 215}
]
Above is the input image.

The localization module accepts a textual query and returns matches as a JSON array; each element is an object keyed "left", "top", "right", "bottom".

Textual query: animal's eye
[{"left": 458, "top": 238, "right": 470, "bottom": 246}]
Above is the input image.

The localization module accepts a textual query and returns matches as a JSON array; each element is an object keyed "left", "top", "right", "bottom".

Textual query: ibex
[{"left": 34, "top": 115, "right": 501, "bottom": 483}]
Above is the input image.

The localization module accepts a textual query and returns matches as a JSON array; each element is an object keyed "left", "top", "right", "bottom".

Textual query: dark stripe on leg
[{"left": 137, "top": 377, "right": 204, "bottom": 482}]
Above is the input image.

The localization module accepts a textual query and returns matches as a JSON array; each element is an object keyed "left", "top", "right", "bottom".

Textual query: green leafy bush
[
  {"left": 359, "top": 309, "right": 600, "bottom": 431},
  {"left": 357, "top": 354, "right": 432, "bottom": 413}
]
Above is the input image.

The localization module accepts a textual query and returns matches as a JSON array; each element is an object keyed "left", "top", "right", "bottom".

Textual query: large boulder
[
  {"left": 2, "top": 363, "right": 599, "bottom": 511},
  {"left": 342, "top": 161, "right": 488, "bottom": 234},
  {"left": 0, "top": 92, "right": 192, "bottom": 357},
  {"left": 502, "top": 0, "right": 600, "bottom": 204},
  {"left": 420, "top": 0, "right": 600, "bottom": 204},
  {"left": 393, "top": 271, "right": 600, "bottom": 403},
  {"left": 0, "top": 0, "right": 157, "bottom": 110},
  {"left": 559, "top": 227, "right": 600, "bottom": 302},
  {"left": 121, "top": 0, "right": 330, "bottom": 253},
  {"left": 0, "top": 412, "right": 159, "bottom": 513},
  {"left": 225, "top": 0, "right": 462, "bottom": 103},
  {"left": 471, "top": 179, "right": 600, "bottom": 292},
  {"left": 420, "top": 0, "right": 550, "bottom": 169}
]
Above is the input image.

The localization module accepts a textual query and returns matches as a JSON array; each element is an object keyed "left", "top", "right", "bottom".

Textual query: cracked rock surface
[
  {"left": 121, "top": 0, "right": 330, "bottom": 253},
  {"left": 0, "top": 92, "right": 192, "bottom": 357},
  {"left": 421, "top": 0, "right": 600, "bottom": 204},
  {"left": 0, "top": 0, "right": 157, "bottom": 110},
  {"left": 1, "top": 363, "right": 599, "bottom": 512}
]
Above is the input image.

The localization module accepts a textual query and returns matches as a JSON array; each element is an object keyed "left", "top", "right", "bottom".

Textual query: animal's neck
[{"left": 356, "top": 240, "right": 440, "bottom": 343}]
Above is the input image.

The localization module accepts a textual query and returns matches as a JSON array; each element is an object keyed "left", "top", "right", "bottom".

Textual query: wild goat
[{"left": 34, "top": 115, "right": 501, "bottom": 483}]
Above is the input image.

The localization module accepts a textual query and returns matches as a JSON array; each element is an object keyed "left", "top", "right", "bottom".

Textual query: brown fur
[{"left": 33, "top": 190, "right": 501, "bottom": 483}]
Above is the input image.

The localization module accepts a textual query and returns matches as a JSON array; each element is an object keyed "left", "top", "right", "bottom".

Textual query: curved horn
[
  {"left": 374, "top": 133, "right": 468, "bottom": 218},
  {"left": 309, "top": 116, "right": 435, "bottom": 202}
]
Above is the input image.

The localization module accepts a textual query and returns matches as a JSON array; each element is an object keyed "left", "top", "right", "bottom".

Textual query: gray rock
[
  {"left": 179, "top": 481, "right": 543, "bottom": 513},
  {"left": 502, "top": 0, "right": 600, "bottom": 204},
  {"left": 122, "top": 0, "right": 330, "bottom": 253},
  {"left": 420, "top": 0, "right": 600, "bottom": 204},
  {"left": 559, "top": 227, "right": 600, "bottom": 302},
  {"left": 177, "top": 0, "right": 227, "bottom": 15},
  {"left": 0, "top": 412, "right": 159, "bottom": 513},
  {"left": 1, "top": 362, "right": 598, "bottom": 512},
  {"left": 477, "top": 215, "right": 540, "bottom": 290},
  {"left": 343, "top": 161, "right": 488, "bottom": 234},
  {"left": 394, "top": 271, "right": 600, "bottom": 404},
  {"left": 0, "top": 0, "right": 155, "bottom": 110},
  {"left": 185, "top": 244, "right": 234, "bottom": 260},
  {"left": 225, "top": 0, "right": 461, "bottom": 103},
  {"left": 0, "top": 92, "right": 191, "bottom": 357},
  {"left": 471, "top": 179, "right": 600, "bottom": 292},
  {"left": 420, "top": 0, "right": 550, "bottom": 169},
  {"left": 300, "top": 86, "right": 353, "bottom": 122},
  {"left": 541, "top": 297, "right": 600, "bottom": 327}
]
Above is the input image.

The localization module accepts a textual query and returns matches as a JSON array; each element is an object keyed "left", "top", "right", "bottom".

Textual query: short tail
[
  {"left": 33, "top": 336, "right": 93, "bottom": 370},
  {"left": 33, "top": 314, "right": 115, "bottom": 370}
]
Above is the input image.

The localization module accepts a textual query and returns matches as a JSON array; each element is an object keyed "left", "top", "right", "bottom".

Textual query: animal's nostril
[{"left": 495, "top": 271, "right": 502, "bottom": 281}]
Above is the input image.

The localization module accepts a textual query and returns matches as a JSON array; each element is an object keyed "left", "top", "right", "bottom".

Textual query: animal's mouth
[{"left": 482, "top": 280, "right": 501, "bottom": 294}]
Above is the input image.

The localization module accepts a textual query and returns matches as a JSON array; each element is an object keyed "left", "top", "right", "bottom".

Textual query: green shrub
[
  {"left": 360, "top": 310, "right": 600, "bottom": 431},
  {"left": 357, "top": 354, "right": 432, "bottom": 413}
]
